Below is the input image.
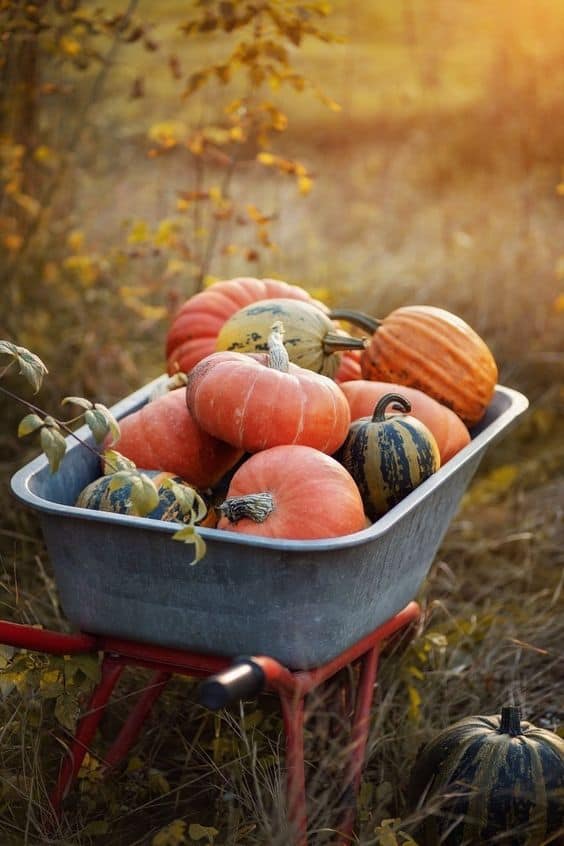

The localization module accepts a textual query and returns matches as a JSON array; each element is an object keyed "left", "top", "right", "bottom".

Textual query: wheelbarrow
[{"left": 5, "top": 376, "right": 528, "bottom": 843}]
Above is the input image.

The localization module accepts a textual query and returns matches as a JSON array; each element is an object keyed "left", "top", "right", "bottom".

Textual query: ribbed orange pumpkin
[
  {"left": 166, "top": 277, "right": 322, "bottom": 376},
  {"left": 217, "top": 445, "right": 366, "bottom": 539},
  {"left": 107, "top": 388, "right": 243, "bottom": 489},
  {"left": 340, "top": 380, "right": 470, "bottom": 463},
  {"left": 185, "top": 324, "right": 351, "bottom": 455},
  {"left": 330, "top": 305, "right": 498, "bottom": 426}
]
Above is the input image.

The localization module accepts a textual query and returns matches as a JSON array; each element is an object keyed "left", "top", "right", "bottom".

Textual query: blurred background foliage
[{"left": 0, "top": 1, "right": 563, "bottom": 844}]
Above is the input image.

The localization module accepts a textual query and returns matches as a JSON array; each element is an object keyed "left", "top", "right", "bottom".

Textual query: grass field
[{"left": 1, "top": 1, "right": 563, "bottom": 844}]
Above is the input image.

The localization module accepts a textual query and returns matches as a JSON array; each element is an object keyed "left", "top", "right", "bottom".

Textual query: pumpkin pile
[{"left": 76, "top": 276, "right": 498, "bottom": 540}]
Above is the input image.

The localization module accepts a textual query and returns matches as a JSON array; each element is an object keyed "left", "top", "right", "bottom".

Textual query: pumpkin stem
[
  {"left": 218, "top": 493, "right": 275, "bottom": 524},
  {"left": 373, "top": 393, "right": 412, "bottom": 422},
  {"left": 322, "top": 332, "right": 368, "bottom": 355},
  {"left": 329, "top": 308, "right": 382, "bottom": 334},
  {"left": 499, "top": 706, "right": 523, "bottom": 737},
  {"left": 267, "top": 321, "right": 290, "bottom": 373}
]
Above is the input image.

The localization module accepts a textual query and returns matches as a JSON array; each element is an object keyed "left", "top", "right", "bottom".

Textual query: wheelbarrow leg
[
  {"left": 337, "top": 644, "right": 380, "bottom": 845},
  {"left": 103, "top": 670, "right": 171, "bottom": 770},
  {"left": 50, "top": 654, "right": 124, "bottom": 816},
  {"left": 279, "top": 691, "right": 308, "bottom": 846}
]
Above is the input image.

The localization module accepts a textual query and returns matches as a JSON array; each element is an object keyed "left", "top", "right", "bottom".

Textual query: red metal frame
[{"left": 0, "top": 600, "right": 420, "bottom": 846}]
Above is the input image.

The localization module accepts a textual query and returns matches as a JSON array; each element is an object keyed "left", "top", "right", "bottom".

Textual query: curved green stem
[
  {"left": 218, "top": 492, "right": 275, "bottom": 524},
  {"left": 372, "top": 393, "right": 411, "bottom": 422},
  {"left": 322, "top": 332, "right": 367, "bottom": 354},
  {"left": 329, "top": 308, "right": 382, "bottom": 334}
]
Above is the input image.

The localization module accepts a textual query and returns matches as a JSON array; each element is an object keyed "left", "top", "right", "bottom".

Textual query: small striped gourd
[
  {"left": 336, "top": 393, "right": 440, "bottom": 520},
  {"left": 408, "top": 706, "right": 564, "bottom": 845},
  {"left": 216, "top": 298, "right": 366, "bottom": 378},
  {"left": 76, "top": 470, "right": 210, "bottom": 525}
]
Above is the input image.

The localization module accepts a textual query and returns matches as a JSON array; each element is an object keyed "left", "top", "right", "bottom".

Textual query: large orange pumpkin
[
  {"left": 185, "top": 323, "right": 351, "bottom": 455},
  {"left": 330, "top": 305, "right": 498, "bottom": 426},
  {"left": 217, "top": 445, "right": 367, "bottom": 539},
  {"left": 166, "top": 276, "right": 322, "bottom": 376},
  {"left": 108, "top": 388, "right": 242, "bottom": 489},
  {"left": 340, "top": 380, "right": 470, "bottom": 463}
]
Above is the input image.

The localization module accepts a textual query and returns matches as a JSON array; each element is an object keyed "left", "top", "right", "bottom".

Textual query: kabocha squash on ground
[
  {"left": 107, "top": 388, "right": 242, "bottom": 489},
  {"left": 76, "top": 470, "right": 214, "bottom": 526},
  {"left": 217, "top": 445, "right": 366, "bottom": 540},
  {"left": 408, "top": 706, "right": 564, "bottom": 845},
  {"left": 330, "top": 305, "right": 498, "bottom": 426},
  {"left": 215, "top": 298, "right": 366, "bottom": 378},
  {"left": 341, "top": 380, "right": 470, "bottom": 463},
  {"left": 166, "top": 276, "right": 322, "bottom": 376},
  {"left": 186, "top": 322, "right": 351, "bottom": 455},
  {"left": 337, "top": 393, "right": 440, "bottom": 520}
]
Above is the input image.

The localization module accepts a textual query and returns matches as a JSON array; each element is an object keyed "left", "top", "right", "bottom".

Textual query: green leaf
[
  {"left": 85, "top": 409, "right": 110, "bottom": 442},
  {"left": 102, "top": 449, "right": 136, "bottom": 474},
  {"left": 83, "top": 821, "right": 110, "bottom": 837},
  {"left": 61, "top": 396, "right": 93, "bottom": 411},
  {"left": 160, "top": 478, "right": 208, "bottom": 524},
  {"left": 40, "top": 426, "right": 67, "bottom": 473},
  {"left": 0, "top": 342, "right": 48, "bottom": 393},
  {"left": 64, "top": 653, "right": 101, "bottom": 684},
  {"left": 188, "top": 823, "right": 218, "bottom": 842},
  {"left": 17, "top": 413, "right": 44, "bottom": 438},
  {"left": 55, "top": 693, "right": 81, "bottom": 731},
  {"left": 172, "top": 525, "right": 207, "bottom": 565},
  {"left": 94, "top": 403, "right": 121, "bottom": 445},
  {"left": 109, "top": 470, "right": 160, "bottom": 516}
]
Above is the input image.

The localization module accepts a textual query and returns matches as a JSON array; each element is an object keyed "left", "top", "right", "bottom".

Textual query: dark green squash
[
  {"left": 336, "top": 393, "right": 440, "bottom": 520},
  {"left": 408, "top": 706, "right": 564, "bottom": 845}
]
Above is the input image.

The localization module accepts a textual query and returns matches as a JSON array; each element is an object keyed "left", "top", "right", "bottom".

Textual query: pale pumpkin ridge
[
  {"left": 374, "top": 331, "right": 485, "bottom": 411},
  {"left": 463, "top": 732, "right": 524, "bottom": 838},
  {"left": 317, "top": 380, "right": 339, "bottom": 453},
  {"left": 524, "top": 740, "right": 547, "bottom": 845},
  {"left": 388, "top": 311, "right": 490, "bottom": 374},
  {"left": 232, "top": 362, "right": 262, "bottom": 448},
  {"left": 290, "top": 372, "right": 306, "bottom": 445}
]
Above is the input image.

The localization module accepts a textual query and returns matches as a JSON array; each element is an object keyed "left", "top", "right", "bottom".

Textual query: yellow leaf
[
  {"left": 63, "top": 255, "right": 98, "bottom": 287},
  {"left": 152, "top": 819, "right": 186, "bottom": 846},
  {"left": 229, "top": 125, "right": 244, "bottom": 141},
  {"left": 208, "top": 185, "right": 222, "bottom": 204},
  {"left": 3, "top": 234, "right": 23, "bottom": 252},
  {"left": 257, "top": 152, "right": 275, "bottom": 166},
  {"left": 67, "top": 229, "right": 84, "bottom": 252},
  {"left": 407, "top": 685, "right": 421, "bottom": 722},
  {"left": 59, "top": 36, "right": 81, "bottom": 56},
  {"left": 298, "top": 175, "right": 313, "bottom": 195},
  {"left": 553, "top": 293, "right": 564, "bottom": 312},
  {"left": 148, "top": 121, "right": 187, "bottom": 149},
  {"left": 556, "top": 183, "right": 564, "bottom": 196},
  {"left": 128, "top": 219, "right": 151, "bottom": 244},
  {"left": 33, "top": 145, "right": 57, "bottom": 167},
  {"left": 154, "top": 218, "right": 179, "bottom": 247}
]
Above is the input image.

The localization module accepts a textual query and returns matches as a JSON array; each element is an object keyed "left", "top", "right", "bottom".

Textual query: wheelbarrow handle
[{"left": 198, "top": 658, "right": 265, "bottom": 710}]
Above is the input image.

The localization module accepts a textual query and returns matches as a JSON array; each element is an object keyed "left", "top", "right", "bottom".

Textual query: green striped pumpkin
[
  {"left": 336, "top": 393, "right": 440, "bottom": 520},
  {"left": 408, "top": 706, "right": 564, "bottom": 845},
  {"left": 215, "top": 298, "right": 366, "bottom": 378}
]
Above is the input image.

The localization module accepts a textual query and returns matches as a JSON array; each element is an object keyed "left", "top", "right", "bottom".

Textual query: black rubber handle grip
[{"left": 198, "top": 659, "right": 265, "bottom": 710}]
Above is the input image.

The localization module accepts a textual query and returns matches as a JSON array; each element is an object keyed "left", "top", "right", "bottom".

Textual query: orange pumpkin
[
  {"left": 335, "top": 349, "right": 363, "bottom": 382},
  {"left": 166, "top": 276, "right": 322, "bottom": 376},
  {"left": 185, "top": 323, "right": 351, "bottom": 455},
  {"left": 108, "top": 388, "right": 242, "bottom": 489},
  {"left": 340, "top": 381, "right": 470, "bottom": 463},
  {"left": 330, "top": 305, "right": 498, "bottom": 426},
  {"left": 217, "top": 445, "right": 366, "bottom": 539}
]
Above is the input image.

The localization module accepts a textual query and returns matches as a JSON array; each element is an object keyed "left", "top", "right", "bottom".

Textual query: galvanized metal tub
[{"left": 11, "top": 377, "right": 528, "bottom": 669}]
